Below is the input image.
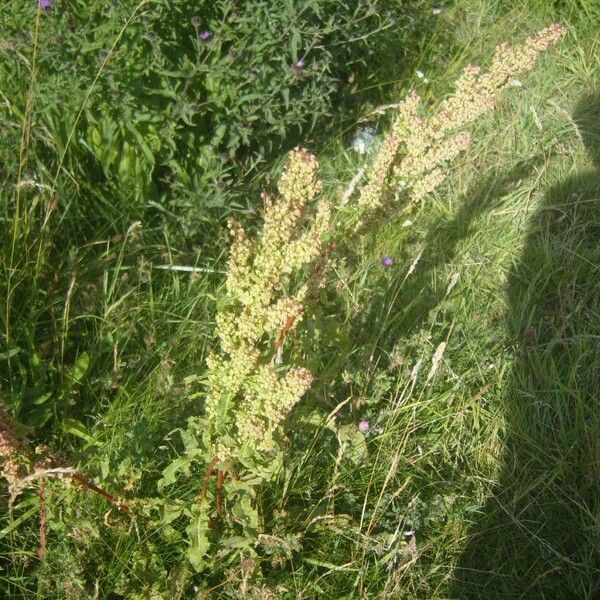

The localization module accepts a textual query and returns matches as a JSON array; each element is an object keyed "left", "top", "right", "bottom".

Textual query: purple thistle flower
[
  {"left": 198, "top": 29, "right": 212, "bottom": 42},
  {"left": 381, "top": 256, "right": 394, "bottom": 267},
  {"left": 38, "top": 0, "right": 53, "bottom": 10},
  {"left": 293, "top": 58, "right": 305, "bottom": 69},
  {"left": 358, "top": 420, "right": 369, "bottom": 432}
]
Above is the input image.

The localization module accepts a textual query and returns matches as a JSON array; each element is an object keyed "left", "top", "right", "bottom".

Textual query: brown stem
[
  {"left": 275, "top": 315, "right": 297, "bottom": 351},
  {"left": 68, "top": 472, "right": 129, "bottom": 512},
  {"left": 216, "top": 469, "right": 225, "bottom": 515},
  {"left": 201, "top": 456, "right": 218, "bottom": 500}
]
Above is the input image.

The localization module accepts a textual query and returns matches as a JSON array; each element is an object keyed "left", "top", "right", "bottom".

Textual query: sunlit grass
[{"left": 1, "top": 0, "right": 599, "bottom": 597}]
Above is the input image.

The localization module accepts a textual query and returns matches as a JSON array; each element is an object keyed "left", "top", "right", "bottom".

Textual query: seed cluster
[
  {"left": 203, "top": 25, "right": 566, "bottom": 466},
  {"left": 0, "top": 407, "right": 28, "bottom": 489},
  {"left": 0, "top": 407, "right": 54, "bottom": 493},
  {"left": 205, "top": 148, "right": 330, "bottom": 461},
  {"left": 358, "top": 24, "right": 566, "bottom": 209}
]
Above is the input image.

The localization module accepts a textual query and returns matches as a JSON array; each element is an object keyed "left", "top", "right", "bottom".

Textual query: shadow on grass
[
  {"left": 343, "top": 152, "right": 542, "bottom": 381},
  {"left": 452, "top": 94, "right": 600, "bottom": 598}
]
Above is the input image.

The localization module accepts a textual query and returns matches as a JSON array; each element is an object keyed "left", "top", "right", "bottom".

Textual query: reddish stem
[
  {"left": 216, "top": 470, "right": 225, "bottom": 515},
  {"left": 201, "top": 456, "right": 218, "bottom": 500},
  {"left": 68, "top": 472, "right": 130, "bottom": 512}
]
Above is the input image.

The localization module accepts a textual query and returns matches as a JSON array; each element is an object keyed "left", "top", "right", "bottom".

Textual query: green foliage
[
  {"left": 2, "top": 0, "right": 600, "bottom": 598},
  {"left": 0, "top": 0, "right": 395, "bottom": 236}
]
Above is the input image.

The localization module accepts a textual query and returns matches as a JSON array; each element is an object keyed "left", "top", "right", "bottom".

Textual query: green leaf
[
  {"left": 336, "top": 423, "right": 368, "bottom": 465},
  {"left": 212, "top": 123, "right": 228, "bottom": 145},
  {"left": 89, "top": 126, "right": 102, "bottom": 155},
  {"left": 290, "top": 29, "right": 301, "bottom": 61},
  {"left": 231, "top": 494, "right": 259, "bottom": 537},
  {"left": 118, "top": 143, "right": 132, "bottom": 180},
  {"left": 180, "top": 427, "right": 199, "bottom": 454},
  {"left": 124, "top": 121, "right": 156, "bottom": 166},
  {"left": 282, "top": 87, "right": 290, "bottom": 110},
  {"left": 304, "top": 557, "right": 356, "bottom": 570},
  {"left": 26, "top": 406, "right": 52, "bottom": 428},
  {"left": 186, "top": 501, "right": 211, "bottom": 572},
  {"left": 222, "top": 535, "right": 252, "bottom": 549},
  {"left": 62, "top": 418, "right": 101, "bottom": 446},
  {"left": 158, "top": 455, "right": 193, "bottom": 492},
  {"left": 0, "top": 347, "right": 21, "bottom": 360},
  {"left": 162, "top": 503, "right": 184, "bottom": 525},
  {"left": 68, "top": 352, "right": 90, "bottom": 384},
  {"left": 32, "top": 392, "right": 52, "bottom": 405},
  {"left": 0, "top": 506, "right": 39, "bottom": 539}
]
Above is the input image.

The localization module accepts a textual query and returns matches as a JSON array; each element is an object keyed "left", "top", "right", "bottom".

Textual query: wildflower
[
  {"left": 293, "top": 58, "right": 305, "bottom": 69},
  {"left": 381, "top": 256, "right": 394, "bottom": 267},
  {"left": 358, "top": 420, "right": 369, "bottom": 432},
  {"left": 432, "top": 8, "right": 443, "bottom": 15},
  {"left": 415, "top": 70, "right": 430, "bottom": 84},
  {"left": 351, "top": 126, "right": 377, "bottom": 155},
  {"left": 191, "top": 16, "right": 202, "bottom": 27},
  {"left": 198, "top": 29, "right": 212, "bottom": 42},
  {"left": 38, "top": 0, "right": 53, "bottom": 9}
]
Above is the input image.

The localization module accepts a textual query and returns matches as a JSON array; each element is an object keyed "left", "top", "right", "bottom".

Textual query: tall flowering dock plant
[
  {"left": 157, "top": 149, "right": 331, "bottom": 571},
  {"left": 204, "top": 148, "right": 330, "bottom": 467},
  {"left": 158, "top": 25, "right": 565, "bottom": 573},
  {"left": 356, "top": 24, "right": 567, "bottom": 213}
]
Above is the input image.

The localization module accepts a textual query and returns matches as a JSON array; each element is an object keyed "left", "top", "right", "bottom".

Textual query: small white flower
[
  {"left": 415, "top": 70, "right": 430, "bottom": 84},
  {"left": 432, "top": 8, "right": 443, "bottom": 15},
  {"left": 351, "top": 126, "right": 377, "bottom": 155},
  {"left": 510, "top": 79, "right": 523, "bottom": 87},
  {"left": 404, "top": 530, "right": 416, "bottom": 537}
]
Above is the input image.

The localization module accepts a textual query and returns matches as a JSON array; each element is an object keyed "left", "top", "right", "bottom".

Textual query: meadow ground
[{"left": 1, "top": 0, "right": 599, "bottom": 598}]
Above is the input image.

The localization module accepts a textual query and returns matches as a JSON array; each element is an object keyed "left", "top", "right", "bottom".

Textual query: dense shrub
[{"left": 0, "top": 0, "right": 400, "bottom": 238}]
